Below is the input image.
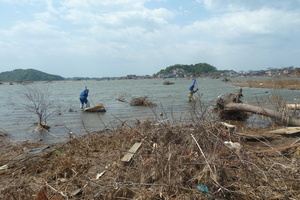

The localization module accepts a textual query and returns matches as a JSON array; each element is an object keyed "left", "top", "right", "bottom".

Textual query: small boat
[{"left": 84, "top": 104, "right": 106, "bottom": 112}]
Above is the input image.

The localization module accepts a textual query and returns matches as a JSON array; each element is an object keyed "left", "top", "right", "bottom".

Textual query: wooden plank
[
  {"left": 266, "top": 127, "right": 300, "bottom": 135},
  {"left": 121, "top": 142, "right": 142, "bottom": 162}
]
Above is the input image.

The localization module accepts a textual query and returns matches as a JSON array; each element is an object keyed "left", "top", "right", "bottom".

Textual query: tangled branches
[{"left": 0, "top": 120, "right": 299, "bottom": 199}]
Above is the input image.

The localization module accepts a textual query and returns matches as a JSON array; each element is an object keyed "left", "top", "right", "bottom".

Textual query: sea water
[{"left": 0, "top": 77, "right": 299, "bottom": 143}]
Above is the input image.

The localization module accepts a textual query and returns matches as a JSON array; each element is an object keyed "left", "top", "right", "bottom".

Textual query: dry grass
[
  {"left": 0, "top": 118, "right": 299, "bottom": 199},
  {"left": 234, "top": 78, "right": 300, "bottom": 90}
]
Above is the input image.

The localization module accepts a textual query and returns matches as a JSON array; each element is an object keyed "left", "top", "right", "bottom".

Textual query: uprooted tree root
[
  {"left": 0, "top": 121, "right": 299, "bottom": 199},
  {"left": 215, "top": 88, "right": 300, "bottom": 126},
  {"left": 214, "top": 88, "right": 250, "bottom": 121}
]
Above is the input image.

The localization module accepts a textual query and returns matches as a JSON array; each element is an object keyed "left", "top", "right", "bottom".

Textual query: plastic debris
[
  {"left": 224, "top": 141, "right": 241, "bottom": 151},
  {"left": 28, "top": 145, "right": 53, "bottom": 154},
  {"left": 0, "top": 164, "right": 8, "bottom": 170},
  {"left": 197, "top": 185, "right": 211, "bottom": 196}
]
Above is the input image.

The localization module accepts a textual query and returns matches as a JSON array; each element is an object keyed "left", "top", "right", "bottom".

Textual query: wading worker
[
  {"left": 79, "top": 86, "right": 90, "bottom": 109},
  {"left": 188, "top": 79, "right": 199, "bottom": 102}
]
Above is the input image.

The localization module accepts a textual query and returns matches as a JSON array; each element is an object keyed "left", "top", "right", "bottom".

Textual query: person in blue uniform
[
  {"left": 79, "top": 86, "right": 90, "bottom": 109},
  {"left": 188, "top": 79, "right": 199, "bottom": 102}
]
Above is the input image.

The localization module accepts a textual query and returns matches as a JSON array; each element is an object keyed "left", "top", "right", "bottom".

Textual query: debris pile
[
  {"left": 163, "top": 81, "right": 175, "bottom": 85},
  {"left": 0, "top": 120, "right": 299, "bottom": 199},
  {"left": 130, "top": 96, "right": 157, "bottom": 107}
]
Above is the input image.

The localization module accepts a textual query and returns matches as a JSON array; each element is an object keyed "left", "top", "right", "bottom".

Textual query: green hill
[
  {"left": 155, "top": 63, "right": 218, "bottom": 77},
  {"left": 0, "top": 69, "right": 64, "bottom": 82}
]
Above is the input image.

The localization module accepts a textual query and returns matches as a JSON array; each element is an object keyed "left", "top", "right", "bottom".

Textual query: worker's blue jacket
[
  {"left": 189, "top": 79, "right": 198, "bottom": 93},
  {"left": 80, "top": 89, "right": 89, "bottom": 100}
]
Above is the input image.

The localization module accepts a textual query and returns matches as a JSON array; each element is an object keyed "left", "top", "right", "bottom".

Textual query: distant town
[
  {"left": 0, "top": 65, "right": 299, "bottom": 83},
  {"left": 122, "top": 66, "right": 298, "bottom": 80}
]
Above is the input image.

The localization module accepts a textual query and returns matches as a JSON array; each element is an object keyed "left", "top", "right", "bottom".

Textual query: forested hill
[
  {"left": 0, "top": 69, "right": 65, "bottom": 82},
  {"left": 155, "top": 63, "right": 218, "bottom": 76}
]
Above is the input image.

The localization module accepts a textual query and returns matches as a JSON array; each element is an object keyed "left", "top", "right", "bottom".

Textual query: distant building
[{"left": 126, "top": 74, "right": 137, "bottom": 79}]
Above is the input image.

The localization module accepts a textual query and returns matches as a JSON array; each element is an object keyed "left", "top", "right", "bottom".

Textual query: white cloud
[
  {"left": 0, "top": 0, "right": 300, "bottom": 77},
  {"left": 196, "top": 0, "right": 300, "bottom": 12}
]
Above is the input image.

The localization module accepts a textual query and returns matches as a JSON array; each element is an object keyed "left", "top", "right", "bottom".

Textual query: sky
[{"left": 0, "top": 0, "right": 300, "bottom": 78}]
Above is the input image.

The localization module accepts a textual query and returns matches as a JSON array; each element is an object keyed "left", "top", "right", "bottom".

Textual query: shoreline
[{"left": 233, "top": 78, "right": 300, "bottom": 90}]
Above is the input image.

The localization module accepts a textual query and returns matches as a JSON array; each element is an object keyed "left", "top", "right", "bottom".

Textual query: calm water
[{"left": 0, "top": 77, "right": 299, "bottom": 143}]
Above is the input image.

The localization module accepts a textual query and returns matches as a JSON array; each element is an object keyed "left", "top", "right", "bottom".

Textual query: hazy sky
[{"left": 0, "top": 0, "right": 299, "bottom": 78}]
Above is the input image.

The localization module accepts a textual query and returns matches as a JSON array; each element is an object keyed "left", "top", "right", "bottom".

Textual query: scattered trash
[
  {"left": 154, "top": 118, "right": 169, "bottom": 126},
  {"left": 96, "top": 171, "right": 105, "bottom": 179},
  {"left": 220, "top": 122, "right": 236, "bottom": 134},
  {"left": 197, "top": 185, "right": 211, "bottom": 197},
  {"left": 28, "top": 145, "right": 53, "bottom": 154},
  {"left": 0, "top": 165, "right": 8, "bottom": 170},
  {"left": 224, "top": 141, "right": 241, "bottom": 151},
  {"left": 71, "top": 188, "right": 82, "bottom": 197}
]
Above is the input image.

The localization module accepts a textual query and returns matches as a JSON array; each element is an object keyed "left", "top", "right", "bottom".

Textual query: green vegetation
[
  {"left": 155, "top": 63, "right": 218, "bottom": 77},
  {"left": 0, "top": 69, "right": 64, "bottom": 82}
]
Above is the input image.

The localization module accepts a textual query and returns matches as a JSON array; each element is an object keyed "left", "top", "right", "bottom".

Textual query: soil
[{"left": 0, "top": 120, "right": 299, "bottom": 200}]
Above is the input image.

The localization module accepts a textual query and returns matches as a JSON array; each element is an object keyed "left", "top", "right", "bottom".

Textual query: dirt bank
[
  {"left": 0, "top": 120, "right": 299, "bottom": 199},
  {"left": 234, "top": 78, "right": 300, "bottom": 90}
]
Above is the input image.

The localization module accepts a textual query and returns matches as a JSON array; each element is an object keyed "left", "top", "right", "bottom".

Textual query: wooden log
[
  {"left": 84, "top": 104, "right": 106, "bottom": 112},
  {"left": 224, "top": 102, "right": 300, "bottom": 126},
  {"left": 266, "top": 127, "right": 300, "bottom": 134}
]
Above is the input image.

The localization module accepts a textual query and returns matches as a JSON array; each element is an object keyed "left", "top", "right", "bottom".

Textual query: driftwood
[
  {"left": 265, "top": 127, "right": 300, "bottom": 135},
  {"left": 215, "top": 88, "right": 300, "bottom": 126},
  {"left": 84, "top": 104, "right": 106, "bottom": 112}
]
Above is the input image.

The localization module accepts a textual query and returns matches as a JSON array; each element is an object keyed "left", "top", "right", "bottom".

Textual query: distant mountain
[{"left": 0, "top": 69, "right": 64, "bottom": 82}]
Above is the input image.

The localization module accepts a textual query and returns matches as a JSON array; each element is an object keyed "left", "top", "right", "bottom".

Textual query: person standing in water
[
  {"left": 79, "top": 86, "right": 90, "bottom": 109},
  {"left": 188, "top": 79, "right": 199, "bottom": 102}
]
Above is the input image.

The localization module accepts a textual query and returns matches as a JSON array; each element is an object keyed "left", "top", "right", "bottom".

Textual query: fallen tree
[{"left": 215, "top": 88, "right": 300, "bottom": 126}]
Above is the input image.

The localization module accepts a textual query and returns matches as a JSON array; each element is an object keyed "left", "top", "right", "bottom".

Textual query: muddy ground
[{"left": 0, "top": 119, "right": 299, "bottom": 200}]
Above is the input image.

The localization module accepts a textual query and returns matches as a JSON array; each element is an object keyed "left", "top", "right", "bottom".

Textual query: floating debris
[{"left": 130, "top": 96, "right": 157, "bottom": 107}]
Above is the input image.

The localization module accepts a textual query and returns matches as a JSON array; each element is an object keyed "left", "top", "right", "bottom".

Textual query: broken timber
[
  {"left": 121, "top": 142, "right": 142, "bottom": 162},
  {"left": 265, "top": 127, "right": 300, "bottom": 135}
]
